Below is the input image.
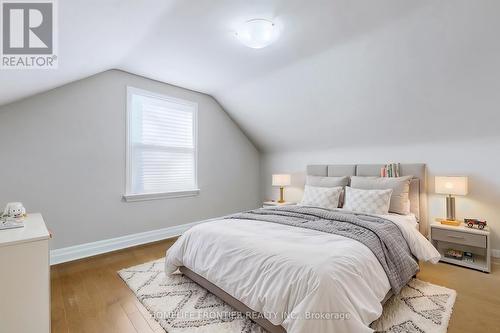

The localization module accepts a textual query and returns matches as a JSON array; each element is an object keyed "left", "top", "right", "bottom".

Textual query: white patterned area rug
[
  {"left": 371, "top": 279, "right": 456, "bottom": 333},
  {"left": 118, "top": 258, "right": 456, "bottom": 333}
]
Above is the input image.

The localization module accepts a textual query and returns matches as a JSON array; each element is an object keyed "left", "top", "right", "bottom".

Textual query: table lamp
[
  {"left": 272, "top": 174, "right": 291, "bottom": 203},
  {"left": 435, "top": 176, "right": 468, "bottom": 221}
]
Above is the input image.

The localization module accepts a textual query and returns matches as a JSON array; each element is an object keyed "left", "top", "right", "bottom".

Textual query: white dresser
[{"left": 0, "top": 213, "right": 50, "bottom": 333}]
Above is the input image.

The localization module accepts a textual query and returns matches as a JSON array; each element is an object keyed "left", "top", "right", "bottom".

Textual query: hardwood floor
[
  {"left": 419, "top": 259, "right": 500, "bottom": 333},
  {"left": 51, "top": 239, "right": 176, "bottom": 333},
  {"left": 51, "top": 238, "right": 500, "bottom": 333}
]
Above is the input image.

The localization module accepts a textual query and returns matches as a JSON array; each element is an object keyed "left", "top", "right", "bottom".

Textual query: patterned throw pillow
[
  {"left": 350, "top": 176, "right": 412, "bottom": 215},
  {"left": 306, "top": 175, "right": 350, "bottom": 207},
  {"left": 343, "top": 187, "right": 393, "bottom": 215},
  {"left": 300, "top": 185, "right": 343, "bottom": 210}
]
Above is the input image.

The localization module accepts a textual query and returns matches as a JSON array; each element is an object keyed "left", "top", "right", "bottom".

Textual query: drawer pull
[{"left": 447, "top": 235, "right": 465, "bottom": 239}]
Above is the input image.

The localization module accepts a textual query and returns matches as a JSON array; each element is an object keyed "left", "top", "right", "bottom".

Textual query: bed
[{"left": 165, "top": 164, "right": 440, "bottom": 333}]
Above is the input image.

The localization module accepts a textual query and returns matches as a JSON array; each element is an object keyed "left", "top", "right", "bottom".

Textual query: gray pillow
[
  {"left": 306, "top": 176, "right": 349, "bottom": 207},
  {"left": 350, "top": 176, "right": 413, "bottom": 215},
  {"left": 306, "top": 175, "right": 349, "bottom": 187}
]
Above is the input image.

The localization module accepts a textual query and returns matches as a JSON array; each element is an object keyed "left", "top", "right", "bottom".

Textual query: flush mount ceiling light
[{"left": 235, "top": 19, "right": 280, "bottom": 49}]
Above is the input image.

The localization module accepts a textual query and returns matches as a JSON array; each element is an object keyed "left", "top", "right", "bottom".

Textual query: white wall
[
  {"left": 0, "top": 70, "right": 260, "bottom": 249},
  {"left": 261, "top": 136, "right": 500, "bottom": 253}
]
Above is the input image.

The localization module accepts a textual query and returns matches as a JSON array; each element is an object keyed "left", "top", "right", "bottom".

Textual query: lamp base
[
  {"left": 440, "top": 219, "right": 461, "bottom": 226},
  {"left": 277, "top": 187, "right": 285, "bottom": 203},
  {"left": 446, "top": 195, "right": 456, "bottom": 221},
  {"left": 435, "top": 218, "right": 462, "bottom": 227}
]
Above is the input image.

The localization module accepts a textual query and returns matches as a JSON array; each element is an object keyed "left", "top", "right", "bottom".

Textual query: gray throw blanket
[{"left": 225, "top": 206, "right": 418, "bottom": 294}]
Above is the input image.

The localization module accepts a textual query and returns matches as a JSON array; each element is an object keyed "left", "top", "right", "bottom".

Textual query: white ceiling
[{"left": 1, "top": 0, "right": 499, "bottom": 152}]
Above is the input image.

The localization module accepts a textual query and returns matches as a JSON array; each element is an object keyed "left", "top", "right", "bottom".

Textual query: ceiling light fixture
[{"left": 235, "top": 19, "right": 280, "bottom": 49}]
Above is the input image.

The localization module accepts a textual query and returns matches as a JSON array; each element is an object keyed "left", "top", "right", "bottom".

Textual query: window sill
[{"left": 123, "top": 189, "right": 200, "bottom": 202}]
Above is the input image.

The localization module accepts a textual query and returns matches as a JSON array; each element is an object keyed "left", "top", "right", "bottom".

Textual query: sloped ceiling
[{"left": 1, "top": 0, "right": 499, "bottom": 152}]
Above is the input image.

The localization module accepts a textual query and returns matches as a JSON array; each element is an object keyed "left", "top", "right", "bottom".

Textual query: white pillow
[
  {"left": 300, "top": 185, "right": 343, "bottom": 210},
  {"left": 343, "top": 187, "right": 393, "bottom": 215},
  {"left": 306, "top": 175, "right": 349, "bottom": 207},
  {"left": 350, "top": 176, "right": 412, "bottom": 215}
]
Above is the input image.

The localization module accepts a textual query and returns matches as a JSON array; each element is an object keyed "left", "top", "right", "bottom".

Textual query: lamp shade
[
  {"left": 272, "top": 174, "right": 291, "bottom": 187},
  {"left": 435, "top": 176, "right": 468, "bottom": 195}
]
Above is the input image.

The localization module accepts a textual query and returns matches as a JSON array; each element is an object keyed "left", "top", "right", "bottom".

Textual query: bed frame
[
  {"left": 180, "top": 163, "right": 427, "bottom": 333},
  {"left": 180, "top": 266, "right": 287, "bottom": 333}
]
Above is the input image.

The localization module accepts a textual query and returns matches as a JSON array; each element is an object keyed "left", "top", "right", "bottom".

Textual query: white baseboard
[
  {"left": 49, "top": 222, "right": 500, "bottom": 265},
  {"left": 50, "top": 220, "right": 204, "bottom": 265}
]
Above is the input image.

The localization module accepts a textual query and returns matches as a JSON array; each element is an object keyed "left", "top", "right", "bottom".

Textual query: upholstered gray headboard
[{"left": 306, "top": 164, "right": 428, "bottom": 234}]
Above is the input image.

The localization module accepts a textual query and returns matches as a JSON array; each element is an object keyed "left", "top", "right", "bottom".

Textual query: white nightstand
[
  {"left": 263, "top": 201, "right": 296, "bottom": 208},
  {"left": 430, "top": 222, "right": 491, "bottom": 273}
]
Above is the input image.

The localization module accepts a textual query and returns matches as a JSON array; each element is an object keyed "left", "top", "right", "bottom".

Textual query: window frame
[{"left": 123, "top": 86, "right": 199, "bottom": 202}]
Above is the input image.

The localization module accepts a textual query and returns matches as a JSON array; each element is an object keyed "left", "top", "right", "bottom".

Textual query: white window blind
[{"left": 125, "top": 87, "right": 198, "bottom": 201}]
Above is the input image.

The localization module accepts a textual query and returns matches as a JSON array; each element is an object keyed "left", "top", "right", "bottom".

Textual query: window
[{"left": 124, "top": 87, "right": 198, "bottom": 201}]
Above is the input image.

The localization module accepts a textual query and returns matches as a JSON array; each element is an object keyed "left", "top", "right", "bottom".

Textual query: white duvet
[{"left": 165, "top": 209, "right": 440, "bottom": 333}]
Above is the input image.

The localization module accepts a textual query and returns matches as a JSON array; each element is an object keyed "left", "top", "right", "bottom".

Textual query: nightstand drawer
[{"left": 432, "top": 228, "right": 486, "bottom": 248}]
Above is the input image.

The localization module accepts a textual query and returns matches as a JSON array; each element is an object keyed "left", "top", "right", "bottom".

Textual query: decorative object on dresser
[
  {"left": 435, "top": 176, "right": 468, "bottom": 225},
  {"left": 3, "top": 202, "right": 26, "bottom": 218},
  {"left": 430, "top": 221, "right": 490, "bottom": 273},
  {"left": 272, "top": 174, "right": 291, "bottom": 203},
  {"left": 0, "top": 213, "right": 51, "bottom": 332},
  {"left": 0, "top": 202, "right": 27, "bottom": 230}
]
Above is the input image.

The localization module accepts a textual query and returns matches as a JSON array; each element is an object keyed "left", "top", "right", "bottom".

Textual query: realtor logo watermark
[{"left": 1, "top": 0, "right": 57, "bottom": 69}]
